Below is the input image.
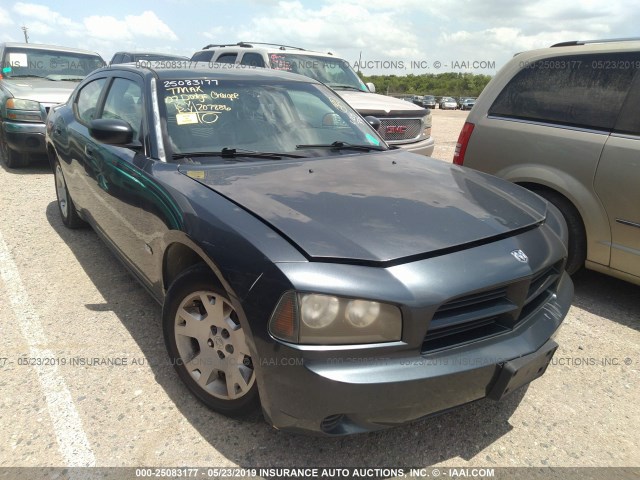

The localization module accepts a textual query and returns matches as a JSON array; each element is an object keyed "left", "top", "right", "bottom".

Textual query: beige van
[{"left": 455, "top": 39, "right": 640, "bottom": 285}]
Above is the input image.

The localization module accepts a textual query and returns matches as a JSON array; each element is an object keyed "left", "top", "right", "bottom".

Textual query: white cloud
[
  {"left": 236, "top": 0, "right": 421, "bottom": 60},
  {"left": 13, "top": 2, "right": 86, "bottom": 40},
  {"left": 83, "top": 11, "right": 178, "bottom": 41},
  {"left": 203, "top": 26, "right": 227, "bottom": 41},
  {"left": 0, "top": 7, "right": 12, "bottom": 26}
]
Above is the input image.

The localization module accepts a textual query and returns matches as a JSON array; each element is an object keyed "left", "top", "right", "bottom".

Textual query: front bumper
[
  {"left": 393, "top": 135, "right": 435, "bottom": 157},
  {"left": 3, "top": 120, "right": 47, "bottom": 154},
  {"left": 257, "top": 272, "right": 570, "bottom": 435}
]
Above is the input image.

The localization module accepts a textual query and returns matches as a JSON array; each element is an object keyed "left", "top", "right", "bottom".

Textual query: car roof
[
  {"left": 1, "top": 42, "right": 101, "bottom": 56},
  {"left": 102, "top": 63, "right": 321, "bottom": 83},
  {"left": 196, "top": 42, "right": 337, "bottom": 59},
  {"left": 113, "top": 51, "right": 188, "bottom": 58},
  {"left": 515, "top": 39, "right": 640, "bottom": 59}
]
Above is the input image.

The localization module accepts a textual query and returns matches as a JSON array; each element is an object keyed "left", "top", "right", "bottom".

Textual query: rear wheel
[
  {"left": 54, "top": 159, "right": 85, "bottom": 229},
  {"left": 534, "top": 190, "right": 586, "bottom": 274},
  {"left": 163, "top": 265, "right": 260, "bottom": 417}
]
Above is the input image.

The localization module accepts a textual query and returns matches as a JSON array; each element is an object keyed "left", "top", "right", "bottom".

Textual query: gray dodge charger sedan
[{"left": 45, "top": 63, "right": 573, "bottom": 435}]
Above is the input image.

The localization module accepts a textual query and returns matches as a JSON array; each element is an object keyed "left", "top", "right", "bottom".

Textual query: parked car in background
[
  {"left": 460, "top": 98, "right": 476, "bottom": 110},
  {"left": 455, "top": 38, "right": 640, "bottom": 285},
  {"left": 421, "top": 95, "right": 436, "bottom": 109},
  {"left": 439, "top": 96, "right": 457, "bottom": 109},
  {"left": 46, "top": 63, "right": 572, "bottom": 435},
  {"left": 0, "top": 42, "right": 104, "bottom": 167},
  {"left": 411, "top": 95, "right": 424, "bottom": 106},
  {"left": 110, "top": 51, "right": 189, "bottom": 65},
  {"left": 190, "top": 42, "right": 434, "bottom": 156}
]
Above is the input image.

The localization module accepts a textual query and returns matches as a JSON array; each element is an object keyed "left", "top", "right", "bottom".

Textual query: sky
[{"left": 0, "top": 0, "right": 637, "bottom": 75}]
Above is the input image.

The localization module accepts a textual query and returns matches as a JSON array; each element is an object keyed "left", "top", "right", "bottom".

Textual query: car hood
[
  {"left": 336, "top": 90, "right": 429, "bottom": 118},
  {"left": 1, "top": 78, "right": 77, "bottom": 104},
  {"left": 179, "top": 151, "right": 548, "bottom": 264}
]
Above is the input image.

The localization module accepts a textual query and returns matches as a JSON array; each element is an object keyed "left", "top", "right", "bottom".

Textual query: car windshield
[
  {"left": 1, "top": 47, "right": 104, "bottom": 80},
  {"left": 268, "top": 53, "right": 367, "bottom": 92},
  {"left": 160, "top": 78, "right": 386, "bottom": 160}
]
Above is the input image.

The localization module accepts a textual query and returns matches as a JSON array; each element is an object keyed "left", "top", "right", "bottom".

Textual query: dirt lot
[
  {"left": 430, "top": 108, "right": 469, "bottom": 162},
  {"left": 0, "top": 110, "right": 639, "bottom": 472}
]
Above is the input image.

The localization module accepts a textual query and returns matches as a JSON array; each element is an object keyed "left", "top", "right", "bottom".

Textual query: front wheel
[
  {"left": 163, "top": 265, "right": 260, "bottom": 417},
  {"left": 534, "top": 190, "right": 586, "bottom": 275},
  {"left": 54, "top": 159, "right": 85, "bottom": 229},
  {"left": 0, "top": 132, "right": 25, "bottom": 168}
]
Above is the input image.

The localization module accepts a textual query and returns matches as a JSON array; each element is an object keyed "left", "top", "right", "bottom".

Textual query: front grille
[
  {"left": 377, "top": 118, "right": 422, "bottom": 143},
  {"left": 422, "top": 287, "right": 516, "bottom": 353},
  {"left": 520, "top": 261, "right": 562, "bottom": 319},
  {"left": 421, "top": 263, "right": 562, "bottom": 354}
]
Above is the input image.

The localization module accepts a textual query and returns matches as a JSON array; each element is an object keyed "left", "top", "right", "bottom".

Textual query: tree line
[{"left": 358, "top": 72, "right": 493, "bottom": 98}]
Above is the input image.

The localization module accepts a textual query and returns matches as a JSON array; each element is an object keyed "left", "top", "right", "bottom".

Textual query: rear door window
[
  {"left": 489, "top": 53, "right": 640, "bottom": 130},
  {"left": 240, "top": 53, "right": 266, "bottom": 67}
]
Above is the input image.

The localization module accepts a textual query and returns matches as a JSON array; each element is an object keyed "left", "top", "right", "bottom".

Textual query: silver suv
[
  {"left": 0, "top": 42, "right": 104, "bottom": 167},
  {"left": 191, "top": 42, "right": 434, "bottom": 156},
  {"left": 455, "top": 39, "right": 640, "bottom": 285}
]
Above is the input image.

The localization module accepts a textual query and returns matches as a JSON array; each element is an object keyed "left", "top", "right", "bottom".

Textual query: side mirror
[
  {"left": 364, "top": 115, "right": 381, "bottom": 131},
  {"left": 366, "top": 82, "right": 376, "bottom": 93},
  {"left": 89, "top": 118, "right": 134, "bottom": 145}
]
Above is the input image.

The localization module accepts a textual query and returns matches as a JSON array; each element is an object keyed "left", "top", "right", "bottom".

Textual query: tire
[
  {"left": 0, "top": 132, "right": 26, "bottom": 168},
  {"left": 54, "top": 159, "right": 85, "bottom": 229},
  {"left": 163, "top": 265, "right": 260, "bottom": 417},
  {"left": 534, "top": 190, "right": 586, "bottom": 275}
]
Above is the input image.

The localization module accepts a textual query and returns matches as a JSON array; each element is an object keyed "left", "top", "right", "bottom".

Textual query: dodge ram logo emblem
[
  {"left": 386, "top": 125, "right": 407, "bottom": 134},
  {"left": 510, "top": 249, "right": 529, "bottom": 263}
]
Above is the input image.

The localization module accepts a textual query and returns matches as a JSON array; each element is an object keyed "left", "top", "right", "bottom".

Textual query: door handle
[{"left": 85, "top": 145, "right": 94, "bottom": 157}]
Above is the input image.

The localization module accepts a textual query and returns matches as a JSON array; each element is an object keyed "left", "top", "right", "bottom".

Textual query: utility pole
[{"left": 21, "top": 26, "right": 29, "bottom": 43}]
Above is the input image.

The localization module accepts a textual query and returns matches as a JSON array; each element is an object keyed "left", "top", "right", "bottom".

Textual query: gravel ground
[
  {"left": 430, "top": 108, "right": 469, "bottom": 162},
  {"left": 0, "top": 112, "right": 638, "bottom": 472}
]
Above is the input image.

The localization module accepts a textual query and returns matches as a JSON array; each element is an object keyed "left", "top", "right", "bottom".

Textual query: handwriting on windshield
[
  {"left": 328, "top": 97, "right": 364, "bottom": 126},
  {"left": 166, "top": 87, "right": 240, "bottom": 125}
]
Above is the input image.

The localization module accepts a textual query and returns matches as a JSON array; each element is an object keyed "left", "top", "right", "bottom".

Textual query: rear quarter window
[
  {"left": 489, "top": 53, "right": 640, "bottom": 130},
  {"left": 614, "top": 71, "right": 640, "bottom": 135}
]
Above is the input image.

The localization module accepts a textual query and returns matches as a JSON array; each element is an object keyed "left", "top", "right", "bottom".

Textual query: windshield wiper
[
  {"left": 296, "top": 141, "right": 385, "bottom": 152},
  {"left": 172, "top": 148, "right": 305, "bottom": 160},
  {"left": 5, "top": 74, "right": 51, "bottom": 80},
  {"left": 328, "top": 84, "right": 366, "bottom": 91},
  {"left": 46, "top": 74, "right": 85, "bottom": 81}
]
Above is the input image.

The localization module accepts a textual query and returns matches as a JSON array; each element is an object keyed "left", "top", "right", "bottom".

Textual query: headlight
[
  {"left": 300, "top": 294, "right": 339, "bottom": 329},
  {"left": 345, "top": 300, "right": 380, "bottom": 327},
  {"left": 6, "top": 98, "right": 43, "bottom": 122},
  {"left": 269, "top": 292, "right": 402, "bottom": 345},
  {"left": 421, "top": 114, "right": 432, "bottom": 138},
  {"left": 6, "top": 98, "right": 40, "bottom": 110}
]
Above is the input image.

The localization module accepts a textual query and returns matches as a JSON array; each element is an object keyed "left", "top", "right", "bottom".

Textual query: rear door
[{"left": 594, "top": 71, "right": 640, "bottom": 279}]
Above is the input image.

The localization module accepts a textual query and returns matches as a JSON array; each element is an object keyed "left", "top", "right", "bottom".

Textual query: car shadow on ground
[
  {"left": 571, "top": 269, "right": 639, "bottom": 332},
  {"left": 46, "top": 201, "right": 529, "bottom": 467},
  {"left": 0, "top": 155, "right": 50, "bottom": 175}
]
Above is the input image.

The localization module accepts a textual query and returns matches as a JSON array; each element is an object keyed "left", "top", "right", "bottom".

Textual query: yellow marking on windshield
[{"left": 176, "top": 113, "right": 199, "bottom": 125}]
